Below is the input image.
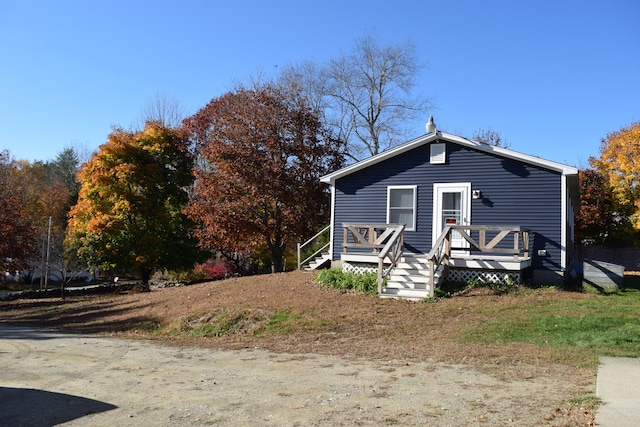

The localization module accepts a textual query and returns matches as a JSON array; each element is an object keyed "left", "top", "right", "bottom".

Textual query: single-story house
[{"left": 316, "top": 117, "right": 579, "bottom": 299}]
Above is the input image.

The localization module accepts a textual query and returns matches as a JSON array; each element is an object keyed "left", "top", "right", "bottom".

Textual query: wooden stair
[
  {"left": 380, "top": 255, "right": 440, "bottom": 301},
  {"left": 304, "top": 253, "right": 331, "bottom": 270}
]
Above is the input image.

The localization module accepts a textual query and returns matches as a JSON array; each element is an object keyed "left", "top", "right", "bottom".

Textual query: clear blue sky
[{"left": 1, "top": 0, "right": 638, "bottom": 168}]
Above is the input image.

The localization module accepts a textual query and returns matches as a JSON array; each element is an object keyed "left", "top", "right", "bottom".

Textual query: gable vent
[{"left": 430, "top": 143, "right": 446, "bottom": 164}]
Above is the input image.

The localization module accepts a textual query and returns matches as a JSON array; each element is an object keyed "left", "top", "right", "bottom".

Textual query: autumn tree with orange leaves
[
  {"left": 589, "top": 121, "right": 640, "bottom": 244},
  {"left": 66, "top": 122, "right": 203, "bottom": 285},
  {"left": 184, "top": 83, "right": 343, "bottom": 273}
]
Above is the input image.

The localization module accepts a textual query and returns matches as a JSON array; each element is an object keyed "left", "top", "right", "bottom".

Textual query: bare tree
[
  {"left": 68, "top": 141, "right": 96, "bottom": 166},
  {"left": 279, "top": 60, "right": 329, "bottom": 115},
  {"left": 325, "top": 33, "right": 431, "bottom": 160},
  {"left": 472, "top": 128, "right": 510, "bottom": 148},
  {"left": 135, "top": 92, "right": 186, "bottom": 130},
  {"left": 281, "top": 32, "right": 432, "bottom": 162}
]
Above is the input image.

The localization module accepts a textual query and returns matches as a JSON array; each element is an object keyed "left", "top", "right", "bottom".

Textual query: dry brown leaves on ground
[{"left": 0, "top": 270, "right": 597, "bottom": 425}]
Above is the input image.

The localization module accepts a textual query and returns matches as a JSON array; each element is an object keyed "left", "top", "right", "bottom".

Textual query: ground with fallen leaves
[{"left": 0, "top": 270, "right": 596, "bottom": 426}]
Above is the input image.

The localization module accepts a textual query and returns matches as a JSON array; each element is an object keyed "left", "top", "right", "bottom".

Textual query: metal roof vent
[{"left": 426, "top": 115, "right": 437, "bottom": 133}]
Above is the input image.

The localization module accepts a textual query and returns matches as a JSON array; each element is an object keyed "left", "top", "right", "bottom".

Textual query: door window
[{"left": 441, "top": 192, "right": 461, "bottom": 229}]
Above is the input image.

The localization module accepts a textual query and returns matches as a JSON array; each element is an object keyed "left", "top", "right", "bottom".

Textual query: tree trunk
[
  {"left": 141, "top": 267, "right": 152, "bottom": 287},
  {"left": 270, "top": 243, "right": 286, "bottom": 273}
]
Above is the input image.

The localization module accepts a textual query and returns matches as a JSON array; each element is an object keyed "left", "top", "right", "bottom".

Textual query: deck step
[
  {"left": 304, "top": 254, "right": 331, "bottom": 270},
  {"left": 380, "top": 287, "right": 430, "bottom": 301},
  {"left": 386, "top": 274, "right": 431, "bottom": 284},
  {"left": 381, "top": 254, "right": 438, "bottom": 300}
]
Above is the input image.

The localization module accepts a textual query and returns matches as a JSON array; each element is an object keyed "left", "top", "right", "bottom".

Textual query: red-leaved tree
[
  {"left": 183, "top": 83, "right": 343, "bottom": 273},
  {"left": 575, "top": 168, "right": 634, "bottom": 246}
]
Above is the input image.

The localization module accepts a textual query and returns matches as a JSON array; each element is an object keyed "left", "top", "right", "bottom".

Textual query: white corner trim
[
  {"left": 329, "top": 185, "right": 335, "bottom": 259},
  {"left": 560, "top": 174, "right": 568, "bottom": 271}
]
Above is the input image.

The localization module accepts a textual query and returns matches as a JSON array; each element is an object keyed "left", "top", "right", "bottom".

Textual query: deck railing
[
  {"left": 342, "top": 223, "right": 403, "bottom": 253},
  {"left": 426, "top": 225, "right": 530, "bottom": 297},
  {"left": 341, "top": 223, "right": 405, "bottom": 293}
]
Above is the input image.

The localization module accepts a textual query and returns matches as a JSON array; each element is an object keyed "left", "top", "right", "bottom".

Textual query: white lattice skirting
[
  {"left": 448, "top": 269, "right": 520, "bottom": 284},
  {"left": 343, "top": 261, "right": 521, "bottom": 284},
  {"left": 342, "top": 262, "right": 377, "bottom": 275}
]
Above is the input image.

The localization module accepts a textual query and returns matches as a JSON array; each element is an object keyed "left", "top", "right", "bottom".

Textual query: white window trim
[{"left": 387, "top": 185, "right": 417, "bottom": 231}]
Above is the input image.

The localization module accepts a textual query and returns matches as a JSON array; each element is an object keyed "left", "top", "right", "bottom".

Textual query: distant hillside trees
[
  {"left": 0, "top": 151, "right": 39, "bottom": 272},
  {"left": 183, "top": 82, "right": 343, "bottom": 273},
  {"left": 0, "top": 148, "right": 84, "bottom": 280}
]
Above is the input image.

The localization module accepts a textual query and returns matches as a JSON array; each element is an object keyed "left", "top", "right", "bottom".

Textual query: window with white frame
[{"left": 387, "top": 185, "right": 417, "bottom": 231}]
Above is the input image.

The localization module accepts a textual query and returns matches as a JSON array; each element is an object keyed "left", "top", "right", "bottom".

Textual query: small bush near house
[
  {"left": 315, "top": 269, "right": 378, "bottom": 295},
  {"left": 466, "top": 275, "right": 520, "bottom": 295},
  {"left": 436, "top": 275, "right": 520, "bottom": 299}
]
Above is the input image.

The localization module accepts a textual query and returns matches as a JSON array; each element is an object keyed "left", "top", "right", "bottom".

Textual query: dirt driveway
[{"left": 1, "top": 323, "right": 584, "bottom": 426}]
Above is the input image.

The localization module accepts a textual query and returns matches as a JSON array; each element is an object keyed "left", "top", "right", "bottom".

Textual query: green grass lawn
[{"left": 462, "top": 277, "right": 640, "bottom": 366}]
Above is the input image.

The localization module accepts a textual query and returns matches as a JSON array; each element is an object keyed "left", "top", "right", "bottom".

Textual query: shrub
[
  {"left": 316, "top": 269, "right": 378, "bottom": 295},
  {"left": 435, "top": 274, "right": 520, "bottom": 299},
  {"left": 467, "top": 275, "right": 520, "bottom": 295},
  {"left": 194, "top": 259, "right": 236, "bottom": 280},
  {"left": 151, "top": 259, "right": 237, "bottom": 287}
]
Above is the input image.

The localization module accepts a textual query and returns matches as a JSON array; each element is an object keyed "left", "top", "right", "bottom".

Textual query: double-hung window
[{"left": 387, "top": 185, "right": 417, "bottom": 231}]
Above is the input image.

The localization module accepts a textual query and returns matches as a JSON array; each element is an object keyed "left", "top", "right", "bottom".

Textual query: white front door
[{"left": 433, "top": 183, "right": 471, "bottom": 250}]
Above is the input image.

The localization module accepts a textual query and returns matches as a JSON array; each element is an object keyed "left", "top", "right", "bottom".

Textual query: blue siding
[{"left": 332, "top": 141, "right": 564, "bottom": 273}]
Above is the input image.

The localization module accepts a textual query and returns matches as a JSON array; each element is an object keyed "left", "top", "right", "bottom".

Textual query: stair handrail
[
  {"left": 425, "top": 226, "right": 453, "bottom": 298},
  {"left": 376, "top": 224, "right": 405, "bottom": 294},
  {"left": 297, "top": 225, "right": 331, "bottom": 270}
]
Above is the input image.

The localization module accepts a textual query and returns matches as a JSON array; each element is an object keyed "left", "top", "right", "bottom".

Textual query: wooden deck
[{"left": 339, "top": 223, "right": 532, "bottom": 299}]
